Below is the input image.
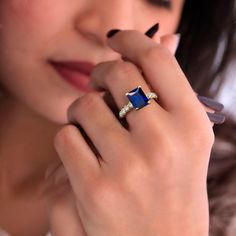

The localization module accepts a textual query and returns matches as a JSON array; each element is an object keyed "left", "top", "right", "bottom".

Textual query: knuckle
[
  {"left": 105, "top": 61, "right": 137, "bottom": 84},
  {"left": 176, "top": 96, "right": 200, "bottom": 112},
  {"left": 187, "top": 126, "right": 215, "bottom": 151},
  {"left": 54, "top": 125, "right": 76, "bottom": 147},
  {"left": 77, "top": 92, "right": 101, "bottom": 112},
  {"left": 121, "top": 158, "right": 148, "bottom": 188},
  {"left": 67, "top": 93, "right": 102, "bottom": 124},
  {"left": 201, "top": 127, "right": 215, "bottom": 147},
  {"left": 142, "top": 45, "right": 171, "bottom": 64},
  {"left": 86, "top": 180, "right": 113, "bottom": 208}
]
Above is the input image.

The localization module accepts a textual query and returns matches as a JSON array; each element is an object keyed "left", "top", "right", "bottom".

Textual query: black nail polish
[
  {"left": 145, "top": 23, "right": 159, "bottom": 38},
  {"left": 207, "top": 112, "right": 226, "bottom": 124},
  {"left": 106, "top": 29, "right": 121, "bottom": 38},
  {"left": 198, "top": 95, "right": 224, "bottom": 112}
]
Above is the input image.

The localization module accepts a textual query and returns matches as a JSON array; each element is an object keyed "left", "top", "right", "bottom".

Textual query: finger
[
  {"left": 50, "top": 163, "right": 69, "bottom": 185},
  {"left": 53, "top": 124, "right": 101, "bottom": 197},
  {"left": 102, "top": 92, "right": 130, "bottom": 130},
  {"left": 121, "top": 33, "right": 178, "bottom": 65},
  {"left": 122, "top": 23, "right": 160, "bottom": 62},
  {"left": 45, "top": 159, "right": 63, "bottom": 180},
  {"left": 44, "top": 178, "right": 87, "bottom": 236},
  {"left": 199, "top": 104, "right": 215, "bottom": 127},
  {"left": 89, "top": 60, "right": 150, "bottom": 109},
  {"left": 89, "top": 60, "right": 165, "bottom": 125},
  {"left": 121, "top": 31, "right": 179, "bottom": 117},
  {"left": 106, "top": 30, "right": 198, "bottom": 113},
  {"left": 203, "top": 107, "right": 215, "bottom": 127},
  {"left": 67, "top": 93, "right": 134, "bottom": 165}
]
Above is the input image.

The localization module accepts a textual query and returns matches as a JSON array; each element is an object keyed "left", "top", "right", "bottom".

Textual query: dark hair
[
  {"left": 176, "top": 0, "right": 236, "bottom": 94},
  {"left": 176, "top": 0, "right": 236, "bottom": 235}
]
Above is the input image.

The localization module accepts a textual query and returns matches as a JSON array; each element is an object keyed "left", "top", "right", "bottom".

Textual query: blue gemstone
[{"left": 127, "top": 87, "right": 149, "bottom": 109}]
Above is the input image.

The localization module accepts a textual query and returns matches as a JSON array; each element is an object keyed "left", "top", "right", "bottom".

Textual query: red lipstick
[{"left": 50, "top": 60, "right": 96, "bottom": 92}]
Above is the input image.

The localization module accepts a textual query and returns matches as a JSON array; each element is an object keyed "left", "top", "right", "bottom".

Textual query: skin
[{"left": 0, "top": 0, "right": 215, "bottom": 235}]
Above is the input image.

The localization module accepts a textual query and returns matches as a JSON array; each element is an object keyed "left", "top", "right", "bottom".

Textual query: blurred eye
[{"left": 147, "top": 0, "right": 172, "bottom": 9}]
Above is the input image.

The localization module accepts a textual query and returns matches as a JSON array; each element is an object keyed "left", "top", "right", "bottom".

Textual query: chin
[
  {"left": 27, "top": 88, "right": 85, "bottom": 125},
  {"left": 1, "top": 61, "right": 90, "bottom": 125},
  {"left": 32, "top": 64, "right": 100, "bottom": 124}
]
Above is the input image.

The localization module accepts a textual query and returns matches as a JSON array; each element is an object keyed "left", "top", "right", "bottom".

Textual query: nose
[{"left": 74, "top": 1, "right": 136, "bottom": 47}]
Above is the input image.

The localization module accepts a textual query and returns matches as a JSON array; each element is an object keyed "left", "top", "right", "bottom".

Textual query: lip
[{"left": 49, "top": 60, "right": 96, "bottom": 92}]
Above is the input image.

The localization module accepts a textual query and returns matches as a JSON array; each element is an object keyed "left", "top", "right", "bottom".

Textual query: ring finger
[{"left": 89, "top": 60, "right": 166, "bottom": 129}]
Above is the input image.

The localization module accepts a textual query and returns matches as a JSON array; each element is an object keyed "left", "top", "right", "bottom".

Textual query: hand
[
  {"left": 43, "top": 162, "right": 87, "bottom": 236},
  {"left": 43, "top": 32, "right": 183, "bottom": 236},
  {"left": 44, "top": 30, "right": 216, "bottom": 236}
]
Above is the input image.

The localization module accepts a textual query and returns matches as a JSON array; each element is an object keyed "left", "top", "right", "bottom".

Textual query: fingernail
[
  {"left": 207, "top": 112, "right": 226, "bottom": 124},
  {"left": 198, "top": 95, "right": 224, "bottom": 112},
  {"left": 106, "top": 29, "right": 121, "bottom": 38},
  {"left": 145, "top": 23, "right": 159, "bottom": 38}
]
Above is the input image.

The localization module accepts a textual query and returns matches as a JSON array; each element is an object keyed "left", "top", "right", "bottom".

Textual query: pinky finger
[{"left": 54, "top": 124, "right": 101, "bottom": 198}]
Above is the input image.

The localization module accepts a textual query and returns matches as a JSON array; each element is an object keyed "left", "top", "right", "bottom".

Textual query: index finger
[{"left": 106, "top": 30, "right": 200, "bottom": 113}]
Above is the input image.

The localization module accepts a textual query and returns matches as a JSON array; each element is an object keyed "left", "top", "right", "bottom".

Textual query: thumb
[
  {"left": 47, "top": 188, "right": 87, "bottom": 236},
  {"left": 160, "top": 33, "right": 181, "bottom": 55},
  {"left": 43, "top": 164, "right": 87, "bottom": 236}
]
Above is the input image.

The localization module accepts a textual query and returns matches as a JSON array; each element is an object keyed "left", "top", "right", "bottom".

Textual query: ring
[{"left": 119, "top": 86, "right": 158, "bottom": 119}]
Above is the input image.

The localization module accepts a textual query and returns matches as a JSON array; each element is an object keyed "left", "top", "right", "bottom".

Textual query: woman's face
[{"left": 0, "top": 0, "right": 185, "bottom": 124}]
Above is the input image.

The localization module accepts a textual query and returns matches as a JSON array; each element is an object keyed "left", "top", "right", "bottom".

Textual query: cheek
[
  {"left": 155, "top": 12, "right": 181, "bottom": 36},
  {"left": 3, "top": 0, "right": 47, "bottom": 26},
  {"left": 0, "top": 0, "right": 71, "bottom": 58},
  {"left": 145, "top": 0, "right": 185, "bottom": 35},
  {"left": 0, "top": 0, "right": 65, "bottom": 90},
  {"left": 160, "top": 14, "right": 181, "bottom": 34},
  {"left": 164, "top": 0, "right": 185, "bottom": 33},
  {"left": 1, "top": 0, "right": 67, "bottom": 34},
  {"left": 10, "top": 0, "right": 62, "bottom": 21}
]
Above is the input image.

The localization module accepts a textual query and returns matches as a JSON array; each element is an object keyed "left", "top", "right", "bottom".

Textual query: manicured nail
[
  {"left": 198, "top": 95, "right": 224, "bottom": 112},
  {"left": 145, "top": 23, "right": 159, "bottom": 38},
  {"left": 207, "top": 112, "right": 226, "bottom": 124},
  {"left": 106, "top": 29, "right": 121, "bottom": 38}
]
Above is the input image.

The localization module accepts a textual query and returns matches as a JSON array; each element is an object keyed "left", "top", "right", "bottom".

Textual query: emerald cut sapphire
[{"left": 126, "top": 86, "right": 149, "bottom": 109}]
